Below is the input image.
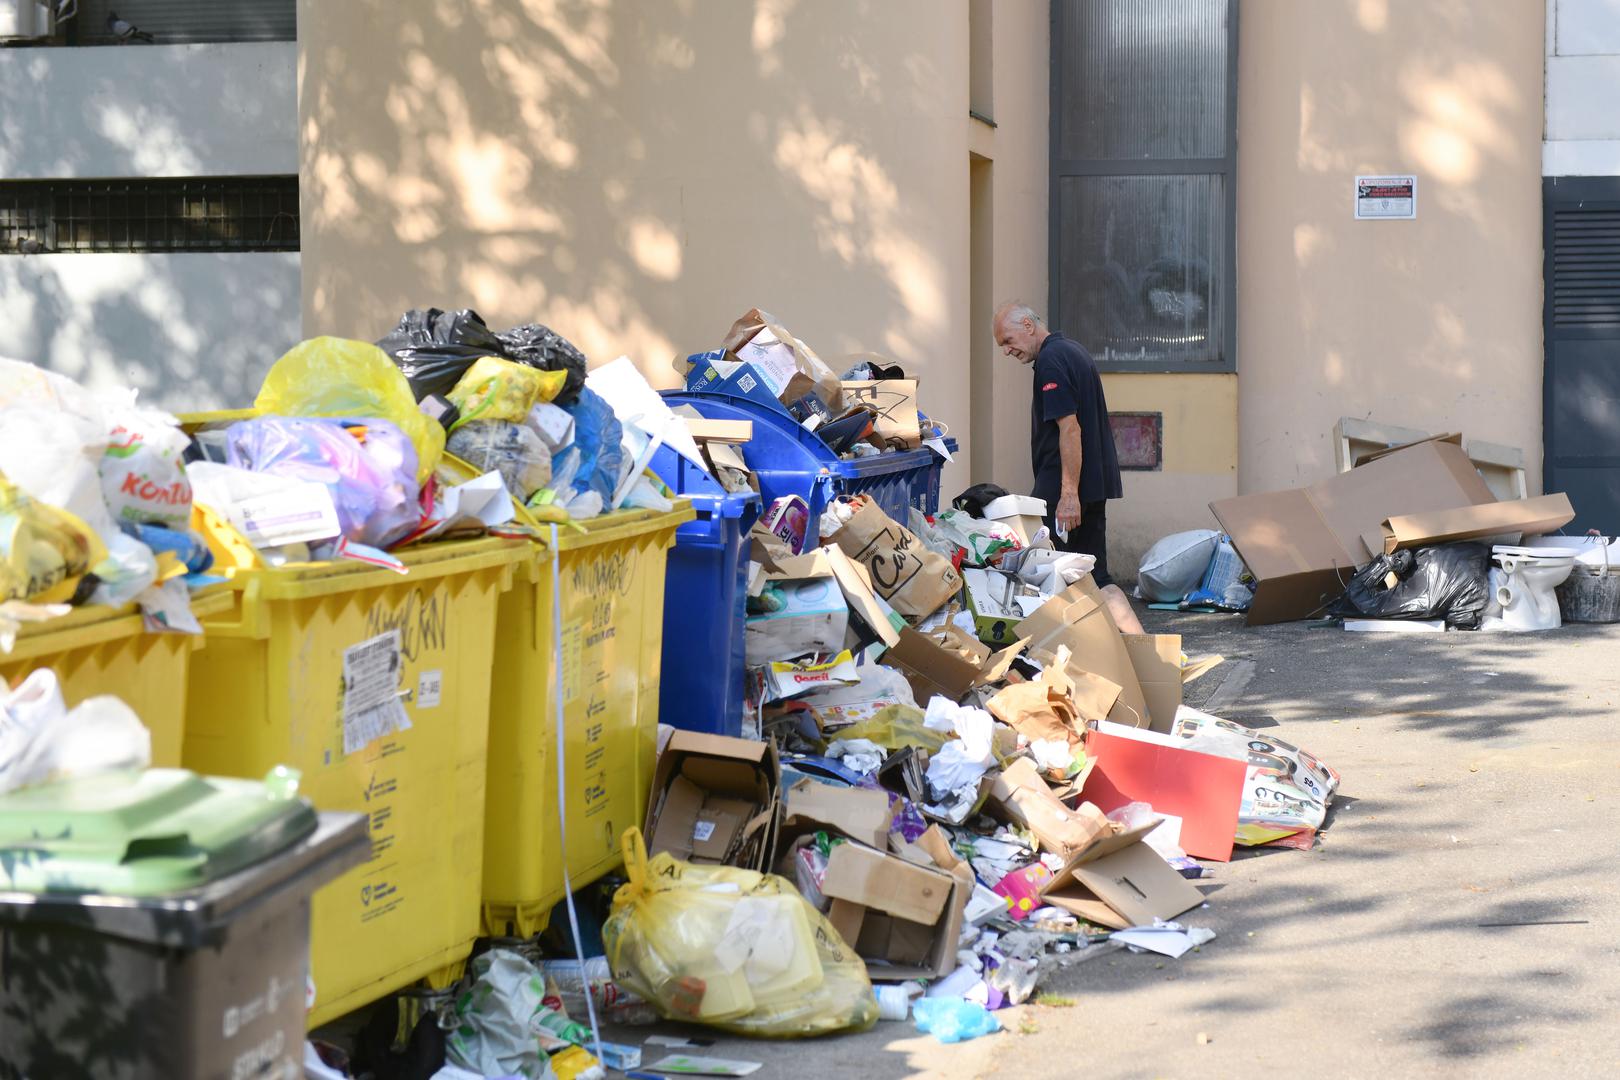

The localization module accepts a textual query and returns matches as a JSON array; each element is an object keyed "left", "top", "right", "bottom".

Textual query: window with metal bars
[{"left": 0, "top": 176, "right": 298, "bottom": 254}]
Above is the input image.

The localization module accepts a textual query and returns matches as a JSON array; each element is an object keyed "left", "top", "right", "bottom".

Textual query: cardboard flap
[
  {"left": 1053, "top": 818, "right": 1164, "bottom": 873},
  {"left": 1071, "top": 670, "right": 1125, "bottom": 720},
  {"left": 1038, "top": 826, "right": 1204, "bottom": 930},
  {"left": 1354, "top": 431, "right": 1462, "bottom": 466},
  {"left": 1124, "top": 634, "right": 1183, "bottom": 733},
  {"left": 1381, "top": 493, "right": 1576, "bottom": 554},
  {"left": 665, "top": 730, "right": 771, "bottom": 766},
  {"left": 822, "top": 842, "right": 953, "bottom": 925},
  {"left": 782, "top": 778, "right": 894, "bottom": 848},
  {"left": 1015, "top": 579, "right": 1147, "bottom": 723},
  {"left": 1211, "top": 489, "right": 1348, "bottom": 579},
  {"left": 1067, "top": 844, "right": 1205, "bottom": 927}
]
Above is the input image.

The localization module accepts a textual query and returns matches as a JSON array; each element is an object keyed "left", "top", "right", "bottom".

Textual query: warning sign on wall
[{"left": 1355, "top": 175, "right": 1417, "bottom": 219}]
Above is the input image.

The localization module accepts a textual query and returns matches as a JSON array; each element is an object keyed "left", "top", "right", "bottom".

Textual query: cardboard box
[
  {"left": 645, "top": 731, "right": 781, "bottom": 871},
  {"left": 982, "top": 493, "right": 1049, "bottom": 548},
  {"left": 880, "top": 625, "right": 1026, "bottom": 703},
  {"left": 745, "top": 576, "right": 848, "bottom": 663},
  {"left": 1038, "top": 819, "right": 1207, "bottom": 930},
  {"left": 1081, "top": 720, "right": 1246, "bottom": 862},
  {"left": 820, "top": 840, "right": 968, "bottom": 981},
  {"left": 756, "top": 545, "right": 900, "bottom": 648},
  {"left": 961, "top": 567, "right": 1039, "bottom": 646},
  {"left": 1210, "top": 439, "right": 1573, "bottom": 625},
  {"left": 780, "top": 777, "right": 895, "bottom": 849},
  {"left": 1015, "top": 577, "right": 1152, "bottom": 727},
  {"left": 989, "top": 757, "right": 1111, "bottom": 856}
]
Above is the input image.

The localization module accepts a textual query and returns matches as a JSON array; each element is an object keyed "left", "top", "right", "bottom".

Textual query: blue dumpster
[
  {"left": 648, "top": 442, "right": 762, "bottom": 735},
  {"left": 660, "top": 391, "right": 956, "bottom": 532}
]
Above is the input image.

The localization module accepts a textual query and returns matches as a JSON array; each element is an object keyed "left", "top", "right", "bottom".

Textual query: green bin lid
[{"left": 0, "top": 766, "right": 317, "bottom": 897}]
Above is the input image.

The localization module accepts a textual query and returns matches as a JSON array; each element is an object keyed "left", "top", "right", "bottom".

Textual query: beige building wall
[
  {"left": 1237, "top": 0, "right": 1546, "bottom": 496},
  {"left": 298, "top": 0, "right": 1049, "bottom": 501},
  {"left": 1102, "top": 372, "right": 1237, "bottom": 575}
]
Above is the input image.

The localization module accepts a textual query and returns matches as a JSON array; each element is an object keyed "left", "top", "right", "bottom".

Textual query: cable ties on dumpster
[{"left": 550, "top": 522, "right": 605, "bottom": 1064}]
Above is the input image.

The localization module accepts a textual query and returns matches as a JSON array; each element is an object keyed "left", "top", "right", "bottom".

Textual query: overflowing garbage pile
[
  {"left": 581, "top": 479, "right": 1346, "bottom": 1053},
  {"left": 672, "top": 308, "right": 950, "bottom": 505},
  {"left": 0, "top": 358, "right": 222, "bottom": 644},
  {"left": 1140, "top": 434, "right": 1609, "bottom": 633}
]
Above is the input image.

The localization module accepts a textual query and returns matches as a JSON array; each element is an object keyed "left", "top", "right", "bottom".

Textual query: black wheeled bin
[{"left": 0, "top": 768, "right": 368, "bottom": 1080}]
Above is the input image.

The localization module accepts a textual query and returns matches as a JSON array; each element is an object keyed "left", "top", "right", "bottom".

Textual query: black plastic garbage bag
[
  {"left": 1333, "top": 541, "right": 1491, "bottom": 629},
  {"left": 495, "top": 322, "right": 588, "bottom": 406},
  {"left": 376, "top": 308, "right": 509, "bottom": 401},
  {"left": 953, "top": 482, "right": 1009, "bottom": 518}
]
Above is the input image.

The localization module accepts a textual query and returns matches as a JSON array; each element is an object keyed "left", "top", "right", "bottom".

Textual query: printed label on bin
[
  {"left": 417, "top": 669, "right": 442, "bottom": 709},
  {"left": 231, "top": 481, "right": 342, "bottom": 547},
  {"left": 342, "top": 630, "right": 411, "bottom": 755}
]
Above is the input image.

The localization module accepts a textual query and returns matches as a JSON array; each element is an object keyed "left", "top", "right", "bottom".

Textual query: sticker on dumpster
[
  {"left": 417, "top": 669, "right": 442, "bottom": 709},
  {"left": 342, "top": 630, "right": 412, "bottom": 755}
]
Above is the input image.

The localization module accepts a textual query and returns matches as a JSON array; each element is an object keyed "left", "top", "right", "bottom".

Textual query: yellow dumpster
[
  {"left": 183, "top": 537, "right": 527, "bottom": 1027},
  {"left": 0, "top": 590, "right": 233, "bottom": 767},
  {"left": 482, "top": 503, "right": 693, "bottom": 938}
]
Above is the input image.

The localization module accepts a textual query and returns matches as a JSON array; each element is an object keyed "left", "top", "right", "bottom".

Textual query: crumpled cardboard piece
[
  {"left": 985, "top": 645, "right": 1108, "bottom": 749},
  {"left": 988, "top": 756, "right": 1112, "bottom": 857},
  {"left": 881, "top": 623, "right": 1027, "bottom": 705}
]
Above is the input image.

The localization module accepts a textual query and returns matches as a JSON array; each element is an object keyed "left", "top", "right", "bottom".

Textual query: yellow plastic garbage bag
[
  {"left": 447, "top": 356, "right": 567, "bottom": 430},
  {"left": 0, "top": 476, "right": 107, "bottom": 604},
  {"left": 603, "top": 828, "right": 878, "bottom": 1039},
  {"left": 254, "top": 337, "right": 445, "bottom": 483}
]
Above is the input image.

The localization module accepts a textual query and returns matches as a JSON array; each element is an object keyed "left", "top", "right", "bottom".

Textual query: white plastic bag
[
  {"left": 0, "top": 670, "right": 150, "bottom": 794},
  {"left": 100, "top": 402, "right": 193, "bottom": 529},
  {"left": 1137, "top": 529, "right": 1220, "bottom": 603},
  {"left": 0, "top": 408, "right": 157, "bottom": 605}
]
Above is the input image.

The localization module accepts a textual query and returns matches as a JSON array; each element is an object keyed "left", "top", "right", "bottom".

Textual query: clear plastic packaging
[
  {"left": 225, "top": 416, "right": 421, "bottom": 549},
  {"left": 446, "top": 420, "right": 552, "bottom": 501}
]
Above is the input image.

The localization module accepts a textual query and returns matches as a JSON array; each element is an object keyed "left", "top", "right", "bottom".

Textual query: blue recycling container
[
  {"left": 660, "top": 391, "right": 956, "bottom": 531},
  {"left": 648, "top": 441, "right": 762, "bottom": 736}
]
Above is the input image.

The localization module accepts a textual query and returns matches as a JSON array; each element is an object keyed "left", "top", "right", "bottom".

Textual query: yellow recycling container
[
  {"left": 482, "top": 503, "right": 693, "bottom": 938},
  {"left": 183, "top": 537, "right": 527, "bottom": 1027},
  {"left": 0, "top": 589, "right": 233, "bottom": 767}
]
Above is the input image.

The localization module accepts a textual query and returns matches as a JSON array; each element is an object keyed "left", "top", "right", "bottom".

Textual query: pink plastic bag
[{"left": 225, "top": 416, "right": 421, "bottom": 549}]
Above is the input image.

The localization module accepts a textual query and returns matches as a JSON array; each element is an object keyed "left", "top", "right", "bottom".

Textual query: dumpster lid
[
  {"left": 0, "top": 768, "right": 317, "bottom": 899},
  {"left": 0, "top": 809, "right": 368, "bottom": 949}
]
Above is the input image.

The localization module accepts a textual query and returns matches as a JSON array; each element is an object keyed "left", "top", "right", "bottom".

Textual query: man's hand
[{"left": 1056, "top": 492, "right": 1083, "bottom": 535}]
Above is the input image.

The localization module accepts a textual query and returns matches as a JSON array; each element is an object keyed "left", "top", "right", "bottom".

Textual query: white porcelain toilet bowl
[{"left": 1481, "top": 545, "right": 1579, "bottom": 631}]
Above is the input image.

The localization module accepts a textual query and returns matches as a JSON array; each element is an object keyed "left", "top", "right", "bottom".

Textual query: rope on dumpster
[{"left": 550, "top": 523, "right": 605, "bottom": 1063}]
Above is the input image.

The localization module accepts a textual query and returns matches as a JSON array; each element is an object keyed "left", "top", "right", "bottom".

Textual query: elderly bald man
[{"left": 992, "top": 301, "right": 1143, "bottom": 634}]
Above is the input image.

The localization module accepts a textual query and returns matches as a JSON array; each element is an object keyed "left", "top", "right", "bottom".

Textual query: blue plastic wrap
[{"left": 555, "top": 386, "right": 624, "bottom": 502}]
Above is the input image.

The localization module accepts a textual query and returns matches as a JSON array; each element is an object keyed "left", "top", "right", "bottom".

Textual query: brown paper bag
[
  {"left": 841, "top": 379, "right": 921, "bottom": 449},
  {"left": 831, "top": 497, "right": 963, "bottom": 620}
]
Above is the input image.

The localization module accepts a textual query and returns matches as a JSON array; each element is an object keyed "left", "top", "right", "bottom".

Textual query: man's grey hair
[{"left": 995, "top": 301, "right": 1044, "bottom": 329}]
